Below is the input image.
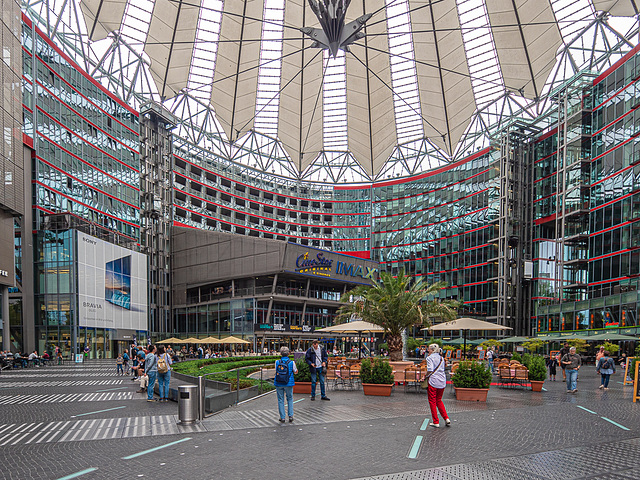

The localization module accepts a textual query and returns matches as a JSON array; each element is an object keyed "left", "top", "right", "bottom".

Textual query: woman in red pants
[{"left": 426, "top": 344, "right": 450, "bottom": 428}]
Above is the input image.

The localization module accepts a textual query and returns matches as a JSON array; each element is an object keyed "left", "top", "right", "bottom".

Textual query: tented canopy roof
[{"left": 79, "top": 0, "right": 596, "bottom": 176}]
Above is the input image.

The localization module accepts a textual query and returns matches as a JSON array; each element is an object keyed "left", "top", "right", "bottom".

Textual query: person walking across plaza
[
  {"left": 156, "top": 345, "right": 172, "bottom": 402},
  {"left": 559, "top": 343, "right": 570, "bottom": 381},
  {"left": 305, "top": 340, "right": 330, "bottom": 401},
  {"left": 561, "top": 346, "right": 581, "bottom": 393},
  {"left": 596, "top": 350, "right": 615, "bottom": 390},
  {"left": 116, "top": 353, "right": 124, "bottom": 375},
  {"left": 426, "top": 344, "right": 450, "bottom": 428},
  {"left": 274, "top": 346, "right": 298, "bottom": 423},
  {"left": 486, "top": 347, "right": 496, "bottom": 374},
  {"left": 144, "top": 344, "right": 158, "bottom": 402},
  {"left": 547, "top": 355, "right": 558, "bottom": 381},
  {"left": 595, "top": 346, "right": 605, "bottom": 365}
]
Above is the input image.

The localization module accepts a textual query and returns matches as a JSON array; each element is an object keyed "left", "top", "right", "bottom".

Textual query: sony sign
[{"left": 77, "top": 232, "right": 147, "bottom": 331}]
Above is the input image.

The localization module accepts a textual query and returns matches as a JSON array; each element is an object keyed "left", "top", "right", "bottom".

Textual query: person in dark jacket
[
  {"left": 305, "top": 340, "right": 330, "bottom": 401},
  {"left": 274, "top": 347, "right": 298, "bottom": 423},
  {"left": 596, "top": 350, "right": 616, "bottom": 390}
]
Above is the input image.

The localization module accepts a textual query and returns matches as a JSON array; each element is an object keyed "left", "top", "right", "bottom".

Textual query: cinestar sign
[
  {"left": 295, "top": 252, "right": 333, "bottom": 276},
  {"left": 335, "top": 260, "right": 377, "bottom": 279},
  {"left": 294, "top": 252, "right": 377, "bottom": 280}
]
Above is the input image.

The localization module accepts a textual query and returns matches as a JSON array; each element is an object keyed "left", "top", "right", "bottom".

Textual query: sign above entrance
[
  {"left": 254, "top": 323, "right": 316, "bottom": 333},
  {"left": 290, "top": 248, "right": 378, "bottom": 281}
]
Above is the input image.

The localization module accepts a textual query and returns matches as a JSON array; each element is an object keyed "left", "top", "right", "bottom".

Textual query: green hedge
[{"left": 172, "top": 356, "right": 280, "bottom": 392}]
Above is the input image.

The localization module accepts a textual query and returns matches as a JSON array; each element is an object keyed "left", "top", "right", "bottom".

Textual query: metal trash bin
[{"left": 178, "top": 385, "right": 199, "bottom": 424}]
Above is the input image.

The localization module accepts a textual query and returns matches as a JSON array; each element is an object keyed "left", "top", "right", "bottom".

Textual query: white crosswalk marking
[{"left": 0, "top": 392, "right": 134, "bottom": 405}]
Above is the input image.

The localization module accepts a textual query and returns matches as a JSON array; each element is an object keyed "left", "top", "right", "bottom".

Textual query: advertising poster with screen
[{"left": 77, "top": 232, "right": 147, "bottom": 330}]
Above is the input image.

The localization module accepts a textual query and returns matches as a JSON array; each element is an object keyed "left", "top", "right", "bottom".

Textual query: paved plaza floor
[{"left": 0, "top": 361, "right": 638, "bottom": 480}]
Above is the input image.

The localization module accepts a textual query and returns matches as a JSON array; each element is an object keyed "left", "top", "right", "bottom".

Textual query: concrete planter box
[
  {"left": 362, "top": 383, "right": 394, "bottom": 396},
  {"left": 293, "top": 382, "right": 312, "bottom": 394},
  {"left": 530, "top": 380, "right": 544, "bottom": 392},
  {"left": 454, "top": 387, "right": 489, "bottom": 402}
]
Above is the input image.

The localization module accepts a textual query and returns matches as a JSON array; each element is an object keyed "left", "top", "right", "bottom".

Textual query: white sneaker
[
  {"left": 445, "top": 418, "right": 451, "bottom": 427},
  {"left": 428, "top": 422, "right": 440, "bottom": 428},
  {"left": 599, "top": 385, "right": 604, "bottom": 389}
]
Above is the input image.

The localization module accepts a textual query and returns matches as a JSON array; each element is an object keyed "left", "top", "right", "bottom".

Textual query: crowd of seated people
[{"left": 1, "top": 350, "right": 53, "bottom": 369}]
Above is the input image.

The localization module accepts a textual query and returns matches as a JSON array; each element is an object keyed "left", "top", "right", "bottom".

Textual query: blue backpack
[{"left": 275, "top": 358, "right": 292, "bottom": 385}]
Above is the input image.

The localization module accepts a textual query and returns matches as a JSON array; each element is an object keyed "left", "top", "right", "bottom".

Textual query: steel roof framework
[{"left": 23, "top": 0, "right": 640, "bottom": 184}]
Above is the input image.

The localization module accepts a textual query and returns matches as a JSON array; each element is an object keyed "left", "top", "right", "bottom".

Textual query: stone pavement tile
[{"left": 353, "top": 471, "right": 461, "bottom": 480}]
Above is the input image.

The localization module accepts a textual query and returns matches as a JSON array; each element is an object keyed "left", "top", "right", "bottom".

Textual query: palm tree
[{"left": 336, "top": 269, "right": 459, "bottom": 361}]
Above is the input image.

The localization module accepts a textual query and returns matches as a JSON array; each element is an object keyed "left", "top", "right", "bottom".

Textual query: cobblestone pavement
[{"left": 0, "top": 363, "right": 638, "bottom": 479}]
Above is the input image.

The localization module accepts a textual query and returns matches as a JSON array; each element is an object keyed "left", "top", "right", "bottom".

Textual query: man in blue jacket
[{"left": 305, "top": 340, "right": 330, "bottom": 401}]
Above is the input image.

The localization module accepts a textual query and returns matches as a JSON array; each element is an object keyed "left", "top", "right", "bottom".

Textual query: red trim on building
[
  {"left": 34, "top": 180, "right": 140, "bottom": 228},
  {"left": 337, "top": 251, "right": 371, "bottom": 260},
  {"left": 36, "top": 127, "right": 140, "bottom": 189},
  {"left": 175, "top": 205, "right": 370, "bottom": 242},
  {"left": 22, "top": 13, "right": 139, "bottom": 117},
  {"left": 36, "top": 155, "right": 140, "bottom": 209},
  {"left": 589, "top": 248, "right": 634, "bottom": 262},
  {"left": 23, "top": 133, "right": 33, "bottom": 149},
  {"left": 372, "top": 168, "right": 491, "bottom": 204},
  {"left": 373, "top": 187, "right": 490, "bottom": 219},
  {"left": 173, "top": 153, "right": 369, "bottom": 204},
  {"left": 587, "top": 274, "right": 633, "bottom": 286},
  {"left": 591, "top": 193, "right": 639, "bottom": 214},
  {"left": 593, "top": 43, "right": 640, "bottom": 86},
  {"left": 369, "top": 147, "right": 493, "bottom": 189},
  {"left": 173, "top": 175, "right": 367, "bottom": 226},
  {"left": 173, "top": 221, "right": 198, "bottom": 229},
  {"left": 535, "top": 214, "right": 556, "bottom": 225},
  {"left": 35, "top": 78, "right": 139, "bottom": 152},
  {"left": 374, "top": 206, "right": 489, "bottom": 235},
  {"left": 535, "top": 127, "right": 558, "bottom": 143}
]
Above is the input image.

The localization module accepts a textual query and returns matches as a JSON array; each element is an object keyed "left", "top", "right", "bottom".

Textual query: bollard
[
  {"left": 236, "top": 369, "right": 240, "bottom": 404},
  {"left": 198, "top": 375, "right": 205, "bottom": 420},
  {"left": 177, "top": 385, "right": 198, "bottom": 424}
]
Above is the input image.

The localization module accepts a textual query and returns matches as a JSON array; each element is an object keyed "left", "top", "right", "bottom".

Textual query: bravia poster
[{"left": 77, "top": 232, "right": 147, "bottom": 330}]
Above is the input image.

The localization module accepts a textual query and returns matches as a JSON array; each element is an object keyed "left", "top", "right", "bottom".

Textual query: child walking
[
  {"left": 116, "top": 353, "right": 124, "bottom": 375},
  {"left": 547, "top": 356, "right": 558, "bottom": 381}
]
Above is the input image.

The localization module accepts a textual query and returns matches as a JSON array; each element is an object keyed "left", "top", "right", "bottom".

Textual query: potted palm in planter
[
  {"left": 452, "top": 360, "right": 492, "bottom": 401},
  {"left": 293, "top": 359, "right": 312, "bottom": 394},
  {"left": 526, "top": 355, "right": 547, "bottom": 392},
  {"left": 360, "top": 358, "right": 394, "bottom": 396}
]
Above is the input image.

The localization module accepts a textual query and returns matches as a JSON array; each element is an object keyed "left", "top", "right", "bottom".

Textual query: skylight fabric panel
[
  {"left": 485, "top": 0, "right": 562, "bottom": 99},
  {"left": 592, "top": 0, "right": 639, "bottom": 15},
  {"left": 345, "top": 0, "right": 396, "bottom": 177},
  {"left": 409, "top": 0, "right": 476, "bottom": 155},
  {"left": 278, "top": 0, "right": 323, "bottom": 170},
  {"left": 145, "top": 0, "right": 199, "bottom": 99},
  {"left": 80, "top": 0, "right": 128, "bottom": 41},
  {"left": 211, "top": 0, "right": 265, "bottom": 142}
]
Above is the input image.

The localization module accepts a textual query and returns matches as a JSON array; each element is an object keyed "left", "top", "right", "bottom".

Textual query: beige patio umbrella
[
  {"left": 218, "top": 336, "right": 250, "bottom": 344},
  {"left": 424, "top": 318, "right": 512, "bottom": 358},
  {"left": 317, "top": 320, "right": 384, "bottom": 334},
  {"left": 200, "top": 336, "right": 222, "bottom": 344},
  {"left": 156, "top": 337, "right": 181, "bottom": 344},
  {"left": 317, "top": 321, "right": 384, "bottom": 358},
  {"left": 182, "top": 337, "right": 203, "bottom": 344}
]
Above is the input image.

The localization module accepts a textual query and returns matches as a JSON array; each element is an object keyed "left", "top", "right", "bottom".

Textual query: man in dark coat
[{"left": 305, "top": 340, "right": 330, "bottom": 401}]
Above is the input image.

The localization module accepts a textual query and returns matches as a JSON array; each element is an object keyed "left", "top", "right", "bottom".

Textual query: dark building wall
[
  {"left": 0, "top": 0, "right": 23, "bottom": 218},
  {"left": 172, "top": 228, "right": 288, "bottom": 305}
]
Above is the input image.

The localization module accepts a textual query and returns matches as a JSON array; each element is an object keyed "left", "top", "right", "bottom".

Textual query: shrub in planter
[
  {"left": 360, "top": 358, "right": 394, "bottom": 396},
  {"left": 292, "top": 358, "right": 312, "bottom": 394},
  {"left": 527, "top": 355, "right": 547, "bottom": 382},
  {"left": 293, "top": 359, "right": 311, "bottom": 383},
  {"left": 360, "top": 358, "right": 394, "bottom": 384},
  {"left": 452, "top": 360, "right": 492, "bottom": 389},
  {"left": 511, "top": 353, "right": 522, "bottom": 363}
]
